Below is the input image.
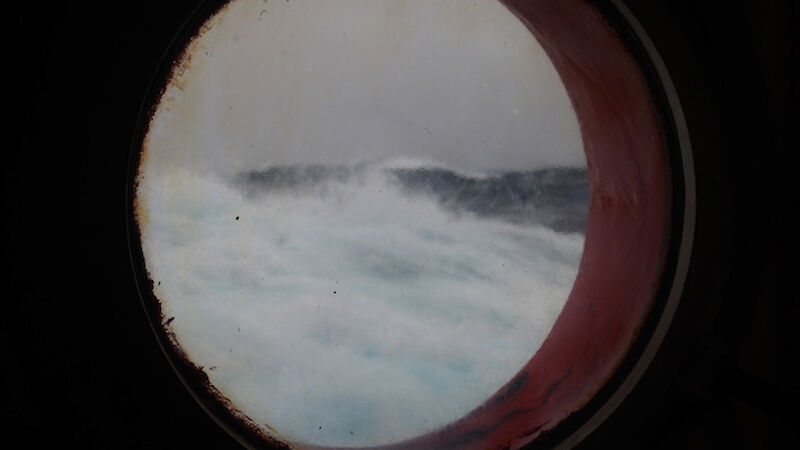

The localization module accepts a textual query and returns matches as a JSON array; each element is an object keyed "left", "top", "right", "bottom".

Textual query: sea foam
[{"left": 137, "top": 164, "right": 585, "bottom": 446}]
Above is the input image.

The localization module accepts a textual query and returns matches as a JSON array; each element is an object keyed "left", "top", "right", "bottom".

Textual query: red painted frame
[
  {"left": 130, "top": 0, "right": 672, "bottom": 449},
  {"left": 361, "top": 1, "right": 669, "bottom": 449}
]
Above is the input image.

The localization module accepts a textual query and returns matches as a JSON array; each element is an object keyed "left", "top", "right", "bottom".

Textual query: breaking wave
[{"left": 137, "top": 161, "right": 586, "bottom": 447}]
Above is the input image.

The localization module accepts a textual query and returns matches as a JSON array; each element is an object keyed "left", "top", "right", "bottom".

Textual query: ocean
[{"left": 137, "top": 159, "right": 587, "bottom": 446}]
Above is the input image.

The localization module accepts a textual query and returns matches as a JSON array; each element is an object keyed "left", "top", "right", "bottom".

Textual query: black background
[{"left": 2, "top": 0, "right": 797, "bottom": 448}]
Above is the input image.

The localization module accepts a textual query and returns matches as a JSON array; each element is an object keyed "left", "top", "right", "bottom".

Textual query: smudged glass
[{"left": 135, "top": 0, "right": 588, "bottom": 447}]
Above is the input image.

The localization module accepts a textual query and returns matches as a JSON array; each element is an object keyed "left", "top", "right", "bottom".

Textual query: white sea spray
[{"left": 138, "top": 165, "right": 584, "bottom": 446}]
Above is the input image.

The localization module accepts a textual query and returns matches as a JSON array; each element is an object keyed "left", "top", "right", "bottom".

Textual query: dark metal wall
[{"left": 2, "top": 1, "right": 796, "bottom": 448}]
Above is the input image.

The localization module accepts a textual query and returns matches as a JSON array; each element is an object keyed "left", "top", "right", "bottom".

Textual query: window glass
[{"left": 135, "top": 0, "right": 587, "bottom": 446}]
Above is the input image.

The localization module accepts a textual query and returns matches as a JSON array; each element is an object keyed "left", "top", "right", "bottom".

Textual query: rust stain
[
  {"left": 131, "top": 1, "right": 292, "bottom": 448},
  {"left": 149, "top": 271, "right": 292, "bottom": 449},
  {"left": 134, "top": 0, "right": 235, "bottom": 247},
  {"left": 131, "top": 1, "right": 670, "bottom": 449}
]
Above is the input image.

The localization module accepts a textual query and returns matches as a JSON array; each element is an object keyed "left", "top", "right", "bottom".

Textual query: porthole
[{"left": 128, "top": 0, "right": 694, "bottom": 448}]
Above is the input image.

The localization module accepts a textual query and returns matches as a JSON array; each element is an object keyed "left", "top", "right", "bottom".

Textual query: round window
[{"left": 129, "top": 0, "right": 692, "bottom": 448}]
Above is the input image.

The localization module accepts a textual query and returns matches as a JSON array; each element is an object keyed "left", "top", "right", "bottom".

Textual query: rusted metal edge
[
  {"left": 126, "top": 1, "right": 291, "bottom": 448},
  {"left": 124, "top": 1, "right": 693, "bottom": 449}
]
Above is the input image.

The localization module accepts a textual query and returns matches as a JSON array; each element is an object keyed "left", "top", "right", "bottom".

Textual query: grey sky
[{"left": 144, "top": 0, "right": 584, "bottom": 176}]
